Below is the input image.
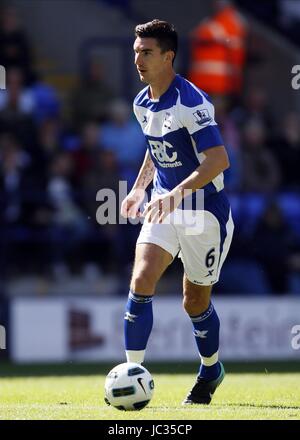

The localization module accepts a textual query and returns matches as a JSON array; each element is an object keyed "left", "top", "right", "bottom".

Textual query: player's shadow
[
  {"left": 225, "top": 403, "right": 300, "bottom": 410},
  {"left": 150, "top": 403, "right": 300, "bottom": 412},
  {"left": 1, "top": 361, "right": 300, "bottom": 377}
]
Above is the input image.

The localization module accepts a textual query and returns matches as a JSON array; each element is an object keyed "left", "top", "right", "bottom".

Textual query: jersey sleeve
[{"left": 180, "top": 97, "right": 224, "bottom": 154}]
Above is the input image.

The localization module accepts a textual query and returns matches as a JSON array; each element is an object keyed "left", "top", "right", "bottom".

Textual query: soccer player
[{"left": 120, "top": 19, "right": 234, "bottom": 405}]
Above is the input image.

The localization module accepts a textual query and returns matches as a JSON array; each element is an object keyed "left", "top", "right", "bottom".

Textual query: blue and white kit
[{"left": 133, "top": 74, "right": 234, "bottom": 285}]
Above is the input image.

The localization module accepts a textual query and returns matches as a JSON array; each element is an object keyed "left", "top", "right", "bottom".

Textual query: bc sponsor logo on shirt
[{"left": 148, "top": 140, "right": 182, "bottom": 168}]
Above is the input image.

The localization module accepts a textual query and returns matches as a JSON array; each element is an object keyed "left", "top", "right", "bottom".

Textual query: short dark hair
[{"left": 135, "top": 19, "right": 178, "bottom": 64}]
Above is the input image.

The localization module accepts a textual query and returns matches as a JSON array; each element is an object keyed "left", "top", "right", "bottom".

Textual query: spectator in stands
[
  {"left": 0, "top": 133, "right": 50, "bottom": 276},
  {"left": 251, "top": 200, "right": 294, "bottom": 294},
  {"left": 0, "top": 6, "right": 34, "bottom": 84},
  {"left": 30, "top": 76, "right": 61, "bottom": 125},
  {"left": 188, "top": 0, "right": 247, "bottom": 100},
  {"left": 0, "top": 66, "right": 60, "bottom": 128},
  {"left": 72, "top": 121, "right": 102, "bottom": 181},
  {"left": 241, "top": 118, "right": 281, "bottom": 193},
  {"left": 99, "top": 99, "right": 145, "bottom": 187},
  {"left": 37, "top": 117, "right": 61, "bottom": 156},
  {"left": 230, "top": 85, "right": 274, "bottom": 133},
  {"left": 47, "top": 152, "right": 89, "bottom": 278},
  {"left": 0, "top": 67, "right": 36, "bottom": 148},
  {"left": 81, "top": 149, "right": 125, "bottom": 272},
  {"left": 70, "top": 57, "right": 115, "bottom": 130},
  {"left": 30, "top": 117, "right": 62, "bottom": 181},
  {"left": 272, "top": 112, "right": 300, "bottom": 190},
  {"left": 82, "top": 149, "right": 120, "bottom": 219},
  {"left": 0, "top": 133, "right": 32, "bottom": 226},
  {"left": 0, "top": 67, "right": 34, "bottom": 114}
]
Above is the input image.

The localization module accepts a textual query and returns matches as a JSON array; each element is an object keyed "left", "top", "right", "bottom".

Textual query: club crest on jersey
[
  {"left": 163, "top": 112, "right": 172, "bottom": 129},
  {"left": 193, "top": 109, "right": 212, "bottom": 126}
]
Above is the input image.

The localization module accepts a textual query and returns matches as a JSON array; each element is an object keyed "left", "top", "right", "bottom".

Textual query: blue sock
[
  {"left": 124, "top": 291, "right": 153, "bottom": 362},
  {"left": 189, "top": 302, "right": 221, "bottom": 381}
]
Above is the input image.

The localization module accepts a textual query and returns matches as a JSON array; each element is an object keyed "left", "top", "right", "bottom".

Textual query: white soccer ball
[{"left": 104, "top": 362, "right": 154, "bottom": 411}]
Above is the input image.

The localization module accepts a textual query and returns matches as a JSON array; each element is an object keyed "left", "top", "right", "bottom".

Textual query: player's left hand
[{"left": 142, "top": 189, "right": 183, "bottom": 224}]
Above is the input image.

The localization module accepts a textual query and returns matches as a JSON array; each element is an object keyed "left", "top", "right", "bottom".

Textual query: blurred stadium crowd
[{"left": 0, "top": 2, "right": 300, "bottom": 297}]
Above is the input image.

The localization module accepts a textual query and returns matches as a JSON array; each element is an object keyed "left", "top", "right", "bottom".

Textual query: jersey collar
[{"left": 148, "top": 74, "right": 180, "bottom": 103}]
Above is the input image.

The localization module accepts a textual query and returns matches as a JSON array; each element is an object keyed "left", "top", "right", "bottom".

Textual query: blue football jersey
[{"left": 133, "top": 74, "right": 225, "bottom": 203}]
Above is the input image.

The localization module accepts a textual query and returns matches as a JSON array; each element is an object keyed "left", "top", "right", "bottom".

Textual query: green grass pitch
[{"left": 0, "top": 362, "right": 299, "bottom": 420}]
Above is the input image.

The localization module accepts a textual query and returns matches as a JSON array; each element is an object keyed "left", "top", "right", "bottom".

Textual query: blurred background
[{"left": 0, "top": 0, "right": 299, "bottom": 365}]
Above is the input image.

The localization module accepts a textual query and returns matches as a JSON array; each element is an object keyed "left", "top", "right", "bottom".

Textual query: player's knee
[
  {"left": 182, "top": 295, "right": 199, "bottom": 315},
  {"left": 130, "top": 268, "right": 157, "bottom": 294},
  {"left": 182, "top": 292, "right": 210, "bottom": 316}
]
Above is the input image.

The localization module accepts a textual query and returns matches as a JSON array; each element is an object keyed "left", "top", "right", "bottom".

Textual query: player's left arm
[{"left": 173, "top": 144, "right": 230, "bottom": 196}]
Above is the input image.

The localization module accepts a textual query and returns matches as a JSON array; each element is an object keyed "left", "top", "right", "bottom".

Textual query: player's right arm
[{"left": 121, "top": 150, "right": 155, "bottom": 219}]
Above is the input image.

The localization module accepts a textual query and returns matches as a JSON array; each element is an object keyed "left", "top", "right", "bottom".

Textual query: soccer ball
[{"left": 104, "top": 362, "right": 154, "bottom": 411}]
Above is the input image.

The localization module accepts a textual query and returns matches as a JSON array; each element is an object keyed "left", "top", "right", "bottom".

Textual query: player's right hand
[{"left": 120, "top": 188, "right": 146, "bottom": 219}]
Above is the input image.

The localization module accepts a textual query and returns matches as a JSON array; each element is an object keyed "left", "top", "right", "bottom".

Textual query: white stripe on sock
[
  {"left": 125, "top": 350, "right": 145, "bottom": 364},
  {"left": 200, "top": 351, "right": 219, "bottom": 366}
]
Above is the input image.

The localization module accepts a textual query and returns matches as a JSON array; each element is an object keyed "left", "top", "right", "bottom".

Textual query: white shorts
[{"left": 136, "top": 191, "right": 234, "bottom": 286}]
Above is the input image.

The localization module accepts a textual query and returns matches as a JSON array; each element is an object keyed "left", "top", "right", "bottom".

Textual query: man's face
[{"left": 133, "top": 37, "right": 171, "bottom": 84}]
